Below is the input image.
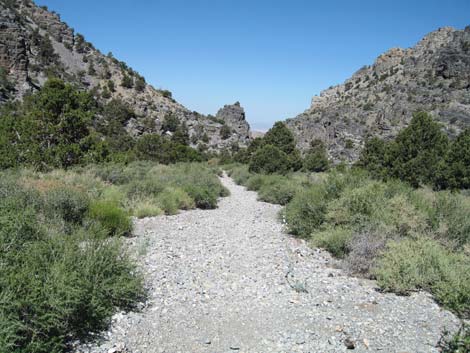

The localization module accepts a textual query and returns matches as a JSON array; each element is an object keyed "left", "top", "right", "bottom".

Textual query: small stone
[
  {"left": 344, "top": 337, "right": 356, "bottom": 349},
  {"left": 230, "top": 346, "right": 240, "bottom": 350}
]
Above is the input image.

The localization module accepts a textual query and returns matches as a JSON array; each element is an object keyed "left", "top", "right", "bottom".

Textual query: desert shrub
[
  {"left": 325, "top": 181, "right": 388, "bottom": 227},
  {"left": 99, "top": 185, "right": 126, "bottom": 205},
  {"left": 323, "top": 168, "right": 369, "bottom": 199},
  {"left": 88, "top": 201, "right": 132, "bottom": 237},
  {"left": 249, "top": 145, "right": 291, "bottom": 174},
  {"left": 284, "top": 184, "right": 329, "bottom": 237},
  {"left": 0, "top": 175, "right": 143, "bottom": 352},
  {"left": 183, "top": 183, "right": 220, "bottom": 209},
  {"left": 43, "top": 187, "right": 90, "bottom": 228},
  {"left": 312, "top": 227, "right": 353, "bottom": 258},
  {"left": 220, "top": 124, "right": 232, "bottom": 139},
  {"left": 227, "top": 164, "right": 251, "bottom": 185},
  {"left": 432, "top": 192, "right": 470, "bottom": 248},
  {"left": 156, "top": 187, "right": 195, "bottom": 215},
  {"left": 438, "top": 323, "right": 470, "bottom": 353},
  {"left": 344, "top": 229, "right": 388, "bottom": 276},
  {"left": 381, "top": 193, "right": 428, "bottom": 236},
  {"left": 0, "top": 232, "right": 143, "bottom": 353},
  {"left": 257, "top": 176, "right": 301, "bottom": 205},
  {"left": 133, "top": 200, "right": 163, "bottom": 219},
  {"left": 374, "top": 238, "right": 470, "bottom": 316},
  {"left": 121, "top": 74, "right": 134, "bottom": 88},
  {"left": 245, "top": 174, "right": 267, "bottom": 191}
]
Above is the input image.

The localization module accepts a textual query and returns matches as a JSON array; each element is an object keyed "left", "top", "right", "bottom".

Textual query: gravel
[{"left": 76, "top": 175, "right": 460, "bottom": 353}]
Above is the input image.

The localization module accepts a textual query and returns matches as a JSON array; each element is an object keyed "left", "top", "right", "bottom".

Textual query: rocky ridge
[
  {"left": 0, "top": 0, "right": 251, "bottom": 150},
  {"left": 286, "top": 26, "right": 470, "bottom": 162}
]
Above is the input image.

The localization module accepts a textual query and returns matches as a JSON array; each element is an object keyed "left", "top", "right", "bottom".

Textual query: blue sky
[{"left": 36, "top": 0, "right": 470, "bottom": 130}]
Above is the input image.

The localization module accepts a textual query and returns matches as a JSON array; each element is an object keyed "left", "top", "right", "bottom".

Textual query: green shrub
[
  {"left": 220, "top": 124, "right": 232, "bottom": 140},
  {"left": 133, "top": 200, "right": 163, "bottom": 219},
  {"left": 257, "top": 176, "right": 300, "bottom": 205},
  {"left": 249, "top": 145, "right": 291, "bottom": 174},
  {"left": 326, "top": 181, "right": 388, "bottom": 227},
  {"left": 121, "top": 74, "right": 134, "bottom": 88},
  {"left": 0, "top": 233, "right": 143, "bottom": 353},
  {"left": 100, "top": 185, "right": 126, "bottom": 205},
  {"left": 89, "top": 201, "right": 133, "bottom": 237},
  {"left": 227, "top": 164, "right": 251, "bottom": 185},
  {"left": 374, "top": 238, "right": 470, "bottom": 316},
  {"left": 44, "top": 187, "right": 90, "bottom": 227},
  {"left": 438, "top": 323, "right": 470, "bottom": 353},
  {"left": 284, "top": 184, "right": 329, "bottom": 237},
  {"left": 183, "top": 184, "right": 219, "bottom": 209},
  {"left": 312, "top": 227, "right": 353, "bottom": 258},
  {"left": 433, "top": 192, "right": 470, "bottom": 248},
  {"left": 0, "top": 175, "right": 143, "bottom": 352},
  {"left": 157, "top": 187, "right": 195, "bottom": 215}
]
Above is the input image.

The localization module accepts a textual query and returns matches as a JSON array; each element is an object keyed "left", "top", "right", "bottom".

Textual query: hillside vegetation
[{"left": 0, "top": 79, "right": 208, "bottom": 170}]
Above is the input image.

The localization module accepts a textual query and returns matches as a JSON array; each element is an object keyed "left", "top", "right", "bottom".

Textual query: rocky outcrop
[
  {"left": 0, "top": 4, "right": 28, "bottom": 90},
  {"left": 0, "top": 0, "right": 251, "bottom": 150},
  {"left": 286, "top": 26, "right": 470, "bottom": 162},
  {"left": 215, "top": 102, "right": 251, "bottom": 144}
]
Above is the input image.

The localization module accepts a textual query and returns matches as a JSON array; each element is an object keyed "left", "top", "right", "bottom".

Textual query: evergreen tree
[
  {"left": 162, "top": 113, "right": 180, "bottom": 133},
  {"left": 390, "top": 112, "right": 449, "bottom": 187},
  {"left": 440, "top": 129, "right": 470, "bottom": 189},
  {"left": 249, "top": 144, "right": 291, "bottom": 174},
  {"left": 303, "top": 139, "right": 329, "bottom": 172},
  {"left": 172, "top": 122, "right": 190, "bottom": 146},
  {"left": 121, "top": 74, "right": 134, "bottom": 88},
  {"left": 357, "top": 137, "right": 390, "bottom": 179},
  {"left": 263, "top": 121, "right": 296, "bottom": 154}
]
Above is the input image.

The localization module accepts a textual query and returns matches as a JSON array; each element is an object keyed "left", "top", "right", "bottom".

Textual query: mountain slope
[
  {"left": 0, "top": 0, "right": 251, "bottom": 150},
  {"left": 286, "top": 26, "right": 470, "bottom": 162}
]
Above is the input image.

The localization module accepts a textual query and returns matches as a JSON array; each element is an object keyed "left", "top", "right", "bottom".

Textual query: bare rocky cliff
[
  {"left": 286, "top": 26, "right": 470, "bottom": 162},
  {"left": 0, "top": 0, "right": 251, "bottom": 150}
]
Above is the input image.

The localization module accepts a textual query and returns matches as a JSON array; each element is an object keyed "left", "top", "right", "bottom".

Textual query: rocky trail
[{"left": 77, "top": 175, "right": 459, "bottom": 353}]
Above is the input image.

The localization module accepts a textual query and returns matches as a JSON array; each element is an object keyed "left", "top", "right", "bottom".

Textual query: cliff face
[
  {"left": 286, "top": 26, "right": 470, "bottom": 162},
  {"left": 0, "top": 0, "right": 251, "bottom": 149}
]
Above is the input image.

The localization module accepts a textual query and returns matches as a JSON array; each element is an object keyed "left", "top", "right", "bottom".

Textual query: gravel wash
[{"left": 76, "top": 175, "right": 459, "bottom": 353}]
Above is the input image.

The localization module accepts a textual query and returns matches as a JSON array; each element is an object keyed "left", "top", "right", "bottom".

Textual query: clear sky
[{"left": 36, "top": 0, "right": 470, "bottom": 130}]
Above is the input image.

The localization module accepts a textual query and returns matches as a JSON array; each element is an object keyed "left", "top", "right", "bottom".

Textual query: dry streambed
[{"left": 77, "top": 176, "right": 459, "bottom": 353}]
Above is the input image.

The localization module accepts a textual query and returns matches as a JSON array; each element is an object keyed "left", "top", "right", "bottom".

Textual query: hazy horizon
[{"left": 36, "top": 0, "right": 470, "bottom": 130}]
